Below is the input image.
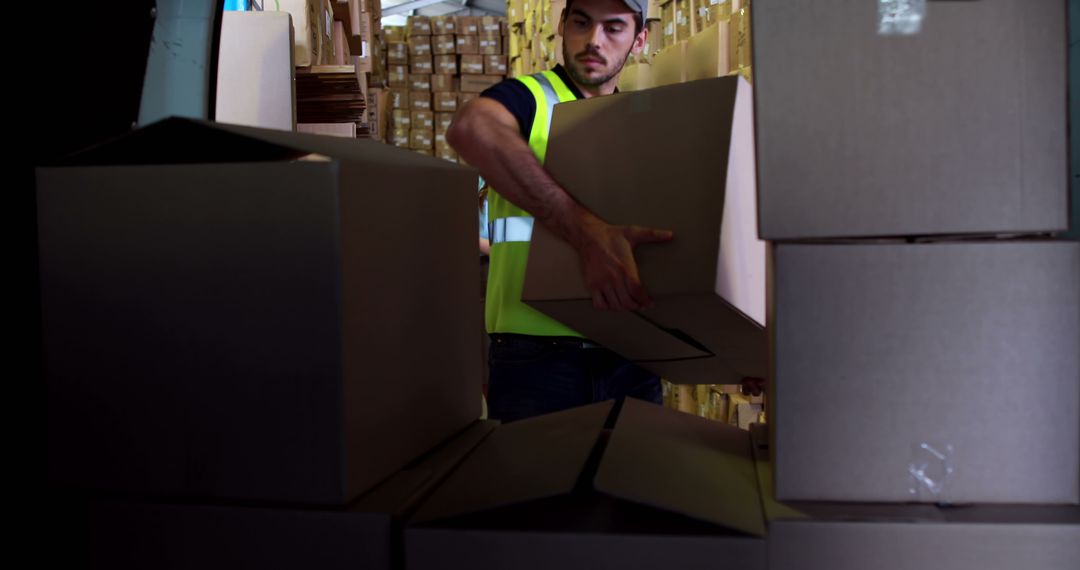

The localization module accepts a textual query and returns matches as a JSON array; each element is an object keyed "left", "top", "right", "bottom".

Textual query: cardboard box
[
  {"left": 388, "top": 64, "right": 408, "bottom": 87},
  {"left": 459, "top": 55, "right": 485, "bottom": 75},
  {"left": 675, "top": 0, "right": 692, "bottom": 41},
  {"left": 275, "top": 0, "right": 322, "bottom": 67},
  {"left": 459, "top": 74, "right": 503, "bottom": 93},
  {"left": 456, "top": 15, "right": 480, "bottom": 36},
  {"left": 750, "top": 426, "right": 1080, "bottom": 570},
  {"left": 87, "top": 421, "right": 496, "bottom": 570},
  {"left": 37, "top": 118, "right": 482, "bottom": 505},
  {"left": 435, "top": 112, "right": 454, "bottom": 134},
  {"left": 456, "top": 34, "right": 480, "bottom": 55},
  {"left": 479, "top": 33, "right": 503, "bottom": 55},
  {"left": 480, "top": 16, "right": 502, "bottom": 35},
  {"left": 414, "top": 148, "right": 433, "bottom": 156},
  {"left": 407, "top": 15, "right": 431, "bottom": 36},
  {"left": 297, "top": 122, "right": 356, "bottom": 138},
  {"left": 523, "top": 76, "right": 766, "bottom": 385},
  {"left": 434, "top": 54, "right": 458, "bottom": 75},
  {"left": 432, "top": 34, "right": 456, "bottom": 55},
  {"left": 484, "top": 55, "right": 508, "bottom": 75},
  {"left": 435, "top": 140, "right": 458, "bottom": 162},
  {"left": 410, "top": 91, "right": 432, "bottom": 111},
  {"left": 458, "top": 92, "right": 479, "bottom": 106},
  {"left": 433, "top": 92, "right": 459, "bottom": 113},
  {"left": 331, "top": 20, "right": 348, "bottom": 65},
  {"left": 772, "top": 241, "right": 1080, "bottom": 504},
  {"left": 408, "top": 36, "right": 432, "bottom": 57},
  {"left": 432, "top": 15, "right": 457, "bottom": 35},
  {"left": 410, "top": 110, "right": 434, "bottom": 131},
  {"left": 366, "top": 87, "right": 387, "bottom": 142},
  {"left": 216, "top": 11, "right": 295, "bottom": 132},
  {"left": 651, "top": 41, "right": 688, "bottom": 86},
  {"left": 389, "top": 88, "right": 410, "bottom": 110},
  {"left": 391, "top": 127, "right": 410, "bottom": 147},
  {"left": 686, "top": 18, "right": 728, "bottom": 80},
  {"left": 392, "top": 109, "right": 412, "bottom": 129},
  {"left": 431, "top": 74, "right": 458, "bottom": 93},
  {"left": 386, "top": 41, "right": 408, "bottom": 64},
  {"left": 383, "top": 25, "right": 405, "bottom": 42},
  {"left": 409, "top": 128, "right": 435, "bottom": 150},
  {"left": 661, "top": 0, "right": 676, "bottom": 48},
  {"left": 409, "top": 74, "right": 432, "bottom": 92},
  {"left": 692, "top": 0, "right": 729, "bottom": 33},
  {"left": 409, "top": 54, "right": 433, "bottom": 75},
  {"left": 508, "top": 0, "right": 526, "bottom": 24},
  {"left": 754, "top": 0, "right": 1068, "bottom": 239},
  {"left": 728, "top": 5, "right": 750, "bottom": 72},
  {"left": 406, "top": 400, "right": 767, "bottom": 570}
]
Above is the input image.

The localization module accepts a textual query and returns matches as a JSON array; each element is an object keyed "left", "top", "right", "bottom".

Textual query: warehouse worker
[{"left": 448, "top": 0, "right": 672, "bottom": 422}]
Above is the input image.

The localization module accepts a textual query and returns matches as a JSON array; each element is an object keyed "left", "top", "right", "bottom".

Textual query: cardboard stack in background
[
  {"left": 620, "top": 0, "right": 749, "bottom": 91},
  {"left": 751, "top": 0, "right": 1079, "bottom": 565},
  {"left": 38, "top": 119, "right": 487, "bottom": 568},
  {"left": 386, "top": 14, "right": 508, "bottom": 162},
  {"left": 506, "top": 0, "right": 561, "bottom": 77}
]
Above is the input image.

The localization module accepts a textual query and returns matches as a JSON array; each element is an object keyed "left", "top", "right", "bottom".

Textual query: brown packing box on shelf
[
  {"left": 432, "top": 34, "right": 456, "bottom": 55},
  {"left": 391, "top": 109, "right": 412, "bottom": 129},
  {"left": 406, "top": 400, "right": 767, "bottom": 570},
  {"left": 456, "top": 35, "right": 480, "bottom": 55},
  {"left": 388, "top": 88, "right": 410, "bottom": 110},
  {"left": 409, "top": 128, "right": 435, "bottom": 150},
  {"left": 298, "top": 123, "right": 357, "bottom": 138},
  {"left": 651, "top": 40, "right": 688, "bottom": 87},
  {"left": 459, "top": 74, "right": 504, "bottom": 93},
  {"left": 456, "top": 15, "right": 480, "bottom": 35},
  {"left": 484, "top": 55, "right": 508, "bottom": 75},
  {"left": 331, "top": 21, "right": 349, "bottom": 66},
  {"left": 750, "top": 426, "right": 1080, "bottom": 570},
  {"left": 675, "top": 0, "right": 691, "bottom": 41},
  {"left": 408, "top": 35, "right": 432, "bottom": 57},
  {"left": 87, "top": 420, "right": 497, "bottom": 570},
  {"left": 435, "top": 112, "right": 454, "bottom": 134},
  {"left": 391, "top": 127, "right": 410, "bottom": 147},
  {"left": 435, "top": 54, "right": 458, "bottom": 75},
  {"left": 387, "top": 42, "right": 408, "bottom": 64},
  {"left": 388, "top": 64, "right": 408, "bottom": 87},
  {"left": 216, "top": 11, "right": 295, "bottom": 132},
  {"left": 754, "top": 0, "right": 1067, "bottom": 239},
  {"left": 410, "top": 54, "right": 434, "bottom": 75},
  {"left": 661, "top": 0, "right": 676, "bottom": 48},
  {"left": 460, "top": 55, "right": 485, "bottom": 75},
  {"left": 410, "top": 110, "right": 434, "bottom": 131},
  {"left": 407, "top": 15, "right": 432, "bottom": 36},
  {"left": 275, "top": 0, "right": 322, "bottom": 67},
  {"left": 480, "top": 16, "right": 502, "bottom": 35},
  {"left": 686, "top": 19, "right": 729, "bottom": 80},
  {"left": 479, "top": 33, "right": 503, "bottom": 55},
  {"left": 727, "top": 6, "right": 750, "bottom": 74},
  {"left": 432, "top": 15, "right": 456, "bottom": 35},
  {"left": 366, "top": 87, "right": 387, "bottom": 142},
  {"left": 771, "top": 241, "right": 1080, "bottom": 504},
  {"left": 410, "top": 91, "right": 432, "bottom": 111},
  {"left": 415, "top": 148, "right": 433, "bottom": 156},
  {"left": 522, "top": 77, "right": 765, "bottom": 385},
  {"left": 383, "top": 25, "right": 405, "bottom": 42},
  {"left": 431, "top": 74, "right": 458, "bottom": 93},
  {"left": 37, "top": 118, "right": 482, "bottom": 505},
  {"left": 458, "top": 92, "right": 478, "bottom": 106},
  {"left": 435, "top": 141, "right": 457, "bottom": 162},
  {"left": 433, "top": 92, "right": 459, "bottom": 113},
  {"left": 409, "top": 74, "right": 432, "bottom": 92}
]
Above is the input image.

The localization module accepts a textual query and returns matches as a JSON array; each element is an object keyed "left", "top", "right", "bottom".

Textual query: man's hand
[{"left": 576, "top": 215, "right": 673, "bottom": 311}]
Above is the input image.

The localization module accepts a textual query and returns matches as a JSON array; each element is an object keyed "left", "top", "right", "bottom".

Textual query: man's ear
[
  {"left": 558, "top": 8, "right": 566, "bottom": 37},
  {"left": 631, "top": 26, "right": 647, "bottom": 55}
]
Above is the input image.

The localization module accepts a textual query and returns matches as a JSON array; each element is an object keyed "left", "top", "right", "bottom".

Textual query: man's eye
[
  {"left": 606, "top": 25, "right": 624, "bottom": 34},
  {"left": 573, "top": 18, "right": 589, "bottom": 27}
]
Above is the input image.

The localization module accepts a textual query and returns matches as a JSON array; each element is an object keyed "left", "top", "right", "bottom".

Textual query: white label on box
[
  {"left": 436, "top": 133, "right": 446, "bottom": 143},
  {"left": 878, "top": 0, "right": 926, "bottom": 35}
]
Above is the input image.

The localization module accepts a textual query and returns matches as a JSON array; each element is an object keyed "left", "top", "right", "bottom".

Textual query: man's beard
[{"left": 563, "top": 44, "right": 632, "bottom": 87}]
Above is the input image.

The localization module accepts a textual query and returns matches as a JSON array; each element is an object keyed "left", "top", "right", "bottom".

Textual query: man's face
[{"left": 559, "top": 0, "right": 647, "bottom": 89}]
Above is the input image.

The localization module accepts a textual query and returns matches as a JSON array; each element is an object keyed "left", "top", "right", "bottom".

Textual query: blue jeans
[{"left": 487, "top": 334, "right": 662, "bottom": 423}]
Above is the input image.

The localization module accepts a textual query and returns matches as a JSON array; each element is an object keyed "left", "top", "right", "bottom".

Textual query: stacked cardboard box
[
  {"left": 388, "top": 14, "right": 509, "bottom": 162},
  {"left": 506, "top": 0, "right": 560, "bottom": 76}
]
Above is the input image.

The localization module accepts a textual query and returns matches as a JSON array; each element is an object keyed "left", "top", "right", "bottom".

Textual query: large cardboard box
[
  {"left": 392, "top": 127, "right": 410, "bottom": 147},
  {"left": 750, "top": 426, "right": 1080, "bottom": 570},
  {"left": 275, "top": 0, "right": 322, "bottom": 67},
  {"left": 484, "top": 54, "right": 508, "bottom": 75},
  {"left": 432, "top": 15, "right": 456, "bottom": 35},
  {"left": 435, "top": 54, "right": 458, "bottom": 75},
  {"left": 386, "top": 41, "right": 408, "bottom": 64},
  {"left": 456, "top": 34, "right": 480, "bottom": 55},
  {"left": 410, "top": 110, "right": 434, "bottom": 131},
  {"left": 406, "top": 400, "right": 767, "bottom": 570},
  {"left": 459, "top": 74, "right": 503, "bottom": 93},
  {"left": 661, "top": 0, "right": 676, "bottom": 48},
  {"left": 88, "top": 421, "right": 497, "bottom": 570},
  {"left": 674, "top": 0, "right": 692, "bottom": 40},
  {"left": 409, "top": 55, "right": 434, "bottom": 75},
  {"left": 408, "top": 74, "right": 432, "bottom": 92},
  {"left": 433, "top": 92, "right": 459, "bottom": 113},
  {"left": 216, "top": 11, "right": 295, "bottom": 132},
  {"left": 432, "top": 34, "right": 456, "bottom": 55},
  {"left": 686, "top": 18, "right": 729, "bottom": 81},
  {"left": 431, "top": 74, "right": 458, "bottom": 93},
  {"left": 456, "top": 16, "right": 480, "bottom": 36},
  {"left": 389, "top": 88, "right": 410, "bottom": 110},
  {"left": 297, "top": 122, "right": 356, "bottom": 138},
  {"left": 392, "top": 109, "right": 412, "bottom": 129},
  {"left": 754, "top": 0, "right": 1068, "bottom": 239},
  {"left": 407, "top": 35, "right": 432, "bottom": 57},
  {"left": 771, "top": 241, "right": 1080, "bottom": 504},
  {"left": 435, "top": 112, "right": 454, "bottom": 134},
  {"left": 407, "top": 15, "right": 431, "bottom": 36},
  {"left": 410, "top": 128, "right": 434, "bottom": 150},
  {"left": 387, "top": 64, "right": 408, "bottom": 87},
  {"left": 479, "top": 33, "right": 503, "bottom": 55},
  {"left": 410, "top": 91, "right": 432, "bottom": 111},
  {"left": 651, "top": 40, "right": 688, "bottom": 86},
  {"left": 37, "top": 119, "right": 482, "bottom": 505},
  {"left": 459, "top": 54, "right": 485, "bottom": 75},
  {"left": 522, "top": 76, "right": 766, "bottom": 385}
]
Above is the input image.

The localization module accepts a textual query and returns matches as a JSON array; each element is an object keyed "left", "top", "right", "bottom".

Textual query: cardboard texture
[
  {"left": 772, "top": 241, "right": 1080, "bottom": 504},
  {"left": 435, "top": 112, "right": 454, "bottom": 133},
  {"left": 408, "top": 74, "right": 432, "bottom": 92},
  {"left": 459, "top": 74, "right": 503, "bottom": 93},
  {"left": 479, "top": 33, "right": 503, "bottom": 55},
  {"left": 392, "top": 127, "right": 410, "bottom": 147},
  {"left": 297, "top": 123, "right": 356, "bottom": 138},
  {"left": 216, "top": 11, "right": 295, "bottom": 132},
  {"left": 387, "top": 41, "right": 408, "bottom": 64},
  {"left": 410, "top": 91, "right": 432, "bottom": 111},
  {"left": 407, "top": 16, "right": 431, "bottom": 36},
  {"left": 407, "top": 400, "right": 766, "bottom": 570},
  {"left": 432, "top": 15, "right": 456, "bottom": 35},
  {"left": 686, "top": 18, "right": 729, "bottom": 81},
  {"left": 432, "top": 34, "right": 456, "bottom": 55},
  {"left": 388, "top": 64, "right": 408, "bottom": 87},
  {"left": 460, "top": 55, "right": 485, "bottom": 75},
  {"left": 651, "top": 40, "right": 688, "bottom": 86},
  {"left": 409, "top": 55, "right": 433, "bottom": 75},
  {"left": 389, "top": 88, "right": 410, "bottom": 110},
  {"left": 410, "top": 128, "right": 434, "bottom": 150},
  {"left": 484, "top": 54, "right": 508, "bottom": 75},
  {"left": 38, "top": 119, "right": 483, "bottom": 505},
  {"left": 456, "top": 34, "right": 480, "bottom": 54},
  {"left": 661, "top": 1, "right": 675, "bottom": 48},
  {"left": 435, "top": 54, "right": 458, "bottom": 75},
  {"left": 524, "top": 77, "right": 767, "bottom": 385},
  {"left": 753, "top": 0, "right": 1068, "bottom": 238},
  {"left": 410, "top": 110, "right": 434, "bottom": 130},
  {"left": 456, "top": 16, "right": 480, "bottom": 35},
  {"left": 407, "top": 36, "right": 432, "bottom": 56},
  {"left": 434, "top": 92, "right": 458, "bottom": 112},
  {"left": 431, "top": 74, "right": 457, "bottom": 93},
  {"left": 392, "top": 109, "right": 412, "bottom": 129},
  {"left": 276, "top": 0, "right": 322, "bottom": 67}
]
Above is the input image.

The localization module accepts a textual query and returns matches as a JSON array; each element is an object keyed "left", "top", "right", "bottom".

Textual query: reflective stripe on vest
[{"left": 489, "top": 216, "right": 534, "bottom": 244}]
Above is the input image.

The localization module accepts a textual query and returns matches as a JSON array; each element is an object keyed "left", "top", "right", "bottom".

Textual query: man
[{"left": 448, "top": 0, "right": 673, "bottom": 422}]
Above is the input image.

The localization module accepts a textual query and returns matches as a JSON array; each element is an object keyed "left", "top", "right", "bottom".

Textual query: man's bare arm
[{"left": 447, "top": 97, "right": 672, "bottom": 310}]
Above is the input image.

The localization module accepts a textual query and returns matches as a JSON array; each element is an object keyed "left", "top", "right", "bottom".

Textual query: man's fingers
[
  {"left": 610, "top": 279, "right": 640, "bottom": 312},
  {"left": 627, "top": 226, "right": 674, "bottom": 246}
]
